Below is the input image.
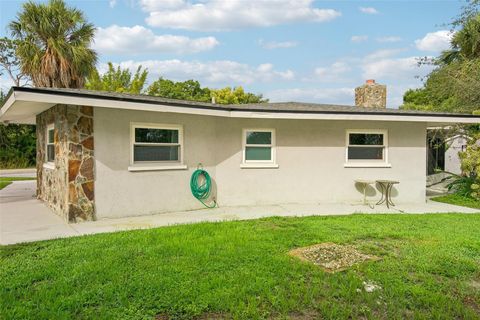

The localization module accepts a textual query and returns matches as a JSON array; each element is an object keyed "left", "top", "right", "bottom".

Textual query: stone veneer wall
[{"left": 36, "top": 105, "right": 95, "bottom": 222}]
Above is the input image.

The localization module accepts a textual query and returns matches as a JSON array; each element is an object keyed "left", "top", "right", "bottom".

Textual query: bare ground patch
[
  {"left": 155, "top": 312, "right": 229, "bottom": 320},
  {"left": 289, "top": 242, "right": 380, "bottom": 272}
]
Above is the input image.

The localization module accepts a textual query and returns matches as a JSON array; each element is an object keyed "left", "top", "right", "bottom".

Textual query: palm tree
[
  {"left": 9, "top": 0, "right": 97, "bottom": 88},
  {"left": 439, "top": 13, "right": 480, "bottom": 64}
]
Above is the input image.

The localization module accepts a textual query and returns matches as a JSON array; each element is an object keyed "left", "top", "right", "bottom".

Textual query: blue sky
[{"left": 0, "top": 0, "right": 462, "bottom": 107}]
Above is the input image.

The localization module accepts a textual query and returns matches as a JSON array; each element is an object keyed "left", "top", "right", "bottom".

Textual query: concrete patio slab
[
  {"left": 1, "top": 180, "right": 479, "bottom": 245},
  {"left": 1, "top": 181, "right": 78, "bottom": 245}
]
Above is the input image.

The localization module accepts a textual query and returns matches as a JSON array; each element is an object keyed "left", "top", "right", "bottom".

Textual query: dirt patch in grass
[
  {"left": 469, "top": 279, "right": 480, "bottom": 291},
  {"left": 289, "top": 242, "right": 380, "bottom": 272},
  {"left": 155, "top": 312, "right": 229, "bottom": 320},
  {"left": 285, "top": 309, "right": 321, "bottom": 319},
  {"left": 463, "top": 295, "right": 480, "bottom": 315}
]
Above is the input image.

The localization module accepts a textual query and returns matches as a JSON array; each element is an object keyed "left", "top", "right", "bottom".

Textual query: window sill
[
  {"left": 43, "top": 162, "right": 55, "bottom": 170},
  {"left": 344, "top": 163, "right": 391, "bottom": 168},
  {"left": 240, "top": 163, "right": 279, "bottom": 169},
  {"left": 128, "top": 164, "right": 188, "bottom": 172}
]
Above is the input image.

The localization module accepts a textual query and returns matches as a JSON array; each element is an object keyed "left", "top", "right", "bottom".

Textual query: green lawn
[
  {"left": 0, "top": 176, "right": 36, "bottom": 190},
  {"left": 431, "top": 193, "right": 480, "bottom": 210},
  {"left": 1, "top": 214, "right": 480, "bottom": 319}
]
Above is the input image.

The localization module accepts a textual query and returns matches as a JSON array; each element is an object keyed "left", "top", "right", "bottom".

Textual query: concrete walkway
[
  {"left": 0, "top": 168, "right": 36, "bottom": 178},
  {"left": 1, "top": 180, "right": 479, "bottom": 245}
]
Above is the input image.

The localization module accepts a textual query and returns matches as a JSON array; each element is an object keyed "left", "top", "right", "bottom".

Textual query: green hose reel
[{"left": 190, "top": 164, "right": 217, "bottom": 208}]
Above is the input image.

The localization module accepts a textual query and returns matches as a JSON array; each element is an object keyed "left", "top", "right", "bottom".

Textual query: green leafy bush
[
  {"left": 449, "top": 131, "right": 480, "bottom": 200},
  {"left": 0, "top": 124, "right": 36, "bottom": 169}
]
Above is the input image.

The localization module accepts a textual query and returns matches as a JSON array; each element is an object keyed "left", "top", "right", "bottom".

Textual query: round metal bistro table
[
  {"left": 355, "top": 179, "right": 375, "bottom": 207},
  {"left": 376, "top": 180, "right": 399, "bottom": 208}
]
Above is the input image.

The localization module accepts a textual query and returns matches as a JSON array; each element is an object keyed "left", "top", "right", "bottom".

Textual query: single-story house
[{"left": 1, "top": 81, "right": 478, "bottom": 222}]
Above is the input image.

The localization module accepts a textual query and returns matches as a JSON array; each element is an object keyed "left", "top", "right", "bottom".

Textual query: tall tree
[
  {"left": 440, "top": 14, "right": 480, "bottom": 64},
  {"left": 147, "top": 78, "right": 268, "bottom": 104},
  {"left": 9, "top": 0, "right": 97, "bottom": 88},
  {"left": 211, "top": 86, "right": 267, "bottom": 104},
  {"left": 85, "top": 63, "right": 148, "bottom": 94},
  {"left": 0, "top": 37, "right": 29, "bottom": 86},
  {"left": 401, "top": 6, "right": 480, "bottom": 114},
  {"left": 147, "top": 78, "right": 211, "bottom": 102}
]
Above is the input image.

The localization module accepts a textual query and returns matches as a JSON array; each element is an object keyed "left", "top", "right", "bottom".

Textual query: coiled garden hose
[{"left": 190, "top": 168, "right": 217, "bottom": 208}]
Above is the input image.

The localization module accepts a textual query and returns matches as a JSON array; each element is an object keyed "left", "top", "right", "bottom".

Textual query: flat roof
[{"left": 1, "top": 86, "right": 479, "bottom": 125}]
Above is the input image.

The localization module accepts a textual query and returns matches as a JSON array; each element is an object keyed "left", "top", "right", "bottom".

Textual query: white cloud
[
  {"left": 362, "top": 53, "right": 434, "bottom": 83},
  {"left": 140, "top": 0, "right": 341, "bottom": 31},
  {"left": 94, "top": 25, "right": 219, "bottom": 55},
  {"left": 109, "top": 59, "right": 294, "bottom": 86},
  {"left": 415, "top": 30, "right": 453, "bottom": 52},
  {"left": 258, "top": 39, "right": 298, "bottom": 49},
  {"left": 266, "top": 87, "right": 354, "bottom": 104},
  {"left": 365, "top": 48, "right": 406, "bottom": 60},
  {"left": 109, "top": 0, "right": 117, "bottom": 8},
  {"left": 312, "top": 61, "right": 351, "bottom": 82},
  {"left": 140, "top": 0, "right": 185, "bottom": 11},
  {"left": 359, "top": 7, "right": 379, "bottom": 14},
  {"left": 351, "top": 35, "right": 368, "bottom": 43},
  {"left": 362, "top": 57, "right": 419, "bottom": 79},
  {"left": 376, "top": 36, "right": 402, "bottom": 43}
]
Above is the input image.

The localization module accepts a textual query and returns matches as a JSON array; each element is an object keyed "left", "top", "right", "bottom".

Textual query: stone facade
[
  {"left": 355, "top": 79, "right": 387, "bottom": 108},
  {"left": 36, "top": 105, "right": 95, "bottom": 222}
]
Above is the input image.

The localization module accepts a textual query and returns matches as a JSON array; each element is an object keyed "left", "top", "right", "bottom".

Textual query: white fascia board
[
  {"left": 14, "top": 91, "right": 230, "bottom": 118},
  {"left": 8, "top": 91, "right": 480, "bottom": 125},
  {"left": 0, "top": 91, "right": 16, "bottom": 121}
]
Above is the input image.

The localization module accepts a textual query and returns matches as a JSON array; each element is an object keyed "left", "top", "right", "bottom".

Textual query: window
[
  {"left": 46, "top": 124, "right": 55, "bottom": 163},
  {"left": 130, "top": 123, "right": 184, "bottom": 168},
  {"left": 346, "top": 130, "right": 389, "bottom": 167},
  {"left": 242, "top": 129, "right": 277, "bottom": 168}
]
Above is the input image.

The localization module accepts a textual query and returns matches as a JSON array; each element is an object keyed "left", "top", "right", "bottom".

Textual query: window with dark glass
[
  {"left": 133, "top": 127, "right": 180, "bottom": 162},
  {"left": 244, "top": 130, "right": 273, "bottom": 162},
  {"left": 46, "top": 126, "right": 55, "bottom": 162},
  {"left": 347, "top": 132, "right": 385, "bottom": 161}
]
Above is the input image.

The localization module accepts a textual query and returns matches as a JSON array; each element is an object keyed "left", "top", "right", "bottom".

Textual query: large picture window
[
  {"left": 346, "top": 130, "right": 388, "bottom": 166},
  {"left": 46, "top": 124, "right": 55, "bottom": 163},
  {"left": 242, "top": 129, "right": 277, "bottom": 168},
  {"left": 131, "top": 123, "right": 183, "bottom": 164}
]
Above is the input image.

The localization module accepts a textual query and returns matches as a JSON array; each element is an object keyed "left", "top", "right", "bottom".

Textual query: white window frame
[
  {"left": 128, "top": 122, "right": 187, "bottom": 172},
  {"left": 43, "top": 123, "right": 55, "bottom": 170},
  {"left": 241, "top": 128, "right": 278, "bottom": 169},
  {"left": 344, "top": 129, "right": 391, "bottom": 168}
]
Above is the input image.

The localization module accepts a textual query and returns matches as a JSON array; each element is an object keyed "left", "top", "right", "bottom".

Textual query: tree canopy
[
  {"left": 85, "top": 63, "right": 148, "bottom": 94},
  {"left": 9, "top": 0, "right": 97, "bottom": 88},
  {"left": 146, "top": 78, "right": 211, "bottom": 102},
  {"left": 211, "top": 86, "right": 268, "bottom": 104},
  {"left": 146, "top": 77, "right": 267, "bottom": 104},
  {"left": 0, "top": 37, "right": 29, "bottom": 86},
  {"left": 401, "top": 2, "right": 480, "bottom": 114}
]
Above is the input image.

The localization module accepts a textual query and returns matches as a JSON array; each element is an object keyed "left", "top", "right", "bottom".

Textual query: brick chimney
[{"left": 355, "top": 79, "right": 387, "bottom": 108}]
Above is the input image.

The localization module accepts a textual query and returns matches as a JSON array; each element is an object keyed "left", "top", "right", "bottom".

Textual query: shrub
[
  {"left": 451, "top": 131, "right": 480, "bottom": 200},
  {"left": 0, "top": 124, "right": 36, "bottom": 169}
]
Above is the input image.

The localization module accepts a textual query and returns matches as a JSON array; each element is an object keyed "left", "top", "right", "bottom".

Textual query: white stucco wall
[
  {"left": 445, "top": 136, "right": 467, "bottom": 175},
  {"left": 94, "top": 108, "right": 427, "bottom": 219}
]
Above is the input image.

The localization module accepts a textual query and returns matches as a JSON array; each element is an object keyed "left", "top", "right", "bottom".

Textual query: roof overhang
[{"left": 1, "top": 87, "right": 479, "bottom": 127}]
